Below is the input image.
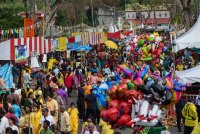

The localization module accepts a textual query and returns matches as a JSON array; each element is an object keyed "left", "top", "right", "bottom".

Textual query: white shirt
[
  {"left": 40, "top": 115, "right": 55, "bottom": 126},
  {"left": 84, "top": 130, "right": 100, "bottom": 134},
  {"left": 9, "top": 125, "right": 19, "bottom": 133},
  {"left": 60, "top": 111, "right": 70, "bottom": 132},
  {"left": 23, "top": 73, "right": 30, "bottom": 84},
  {"left": 0, "top": 116, "right": 9, "bottom": 134},
  {"left": 14, "top": 89, "right": 21, "bottom": 96}
]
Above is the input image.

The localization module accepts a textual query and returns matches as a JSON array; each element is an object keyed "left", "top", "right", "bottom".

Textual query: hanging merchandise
[{"left": 31, "top": 52, "right": 40, "bottom": 68}]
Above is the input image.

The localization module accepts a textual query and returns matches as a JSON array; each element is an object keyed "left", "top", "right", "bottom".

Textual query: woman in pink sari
[{"left": 73, "top": 69, "right": 83, "bottom": 95}]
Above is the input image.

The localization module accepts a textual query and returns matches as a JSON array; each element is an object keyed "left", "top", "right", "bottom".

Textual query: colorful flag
[{"left": 58, "top": 37, "right": 67, "bottom": 51}]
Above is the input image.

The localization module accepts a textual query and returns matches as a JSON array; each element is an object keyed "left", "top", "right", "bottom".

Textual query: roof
[
  {"left": 174, "top": 15, "right": 200, "bottom": 52},
  {"left": 127, "top": 18, "right": 170, "bottom": 25},
  {"left": 126, "top": 3, "right": 168, "bottom": 11}
]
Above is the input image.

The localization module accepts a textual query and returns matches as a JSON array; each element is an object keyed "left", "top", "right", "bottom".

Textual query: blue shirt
[{"left": 12, "top": 104, "right": 21, "bottom": 119}]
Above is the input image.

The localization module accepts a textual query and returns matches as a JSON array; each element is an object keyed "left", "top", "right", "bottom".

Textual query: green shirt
[{"left": 40, "top": 129, "right": 53, "bottom": 134}]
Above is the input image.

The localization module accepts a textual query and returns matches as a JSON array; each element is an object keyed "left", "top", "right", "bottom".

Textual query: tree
[
  {"left": 0, "top": 1, "right": 25, "bottom": 29},
  {"left": 180, "top": 0, "right": 192, "bottom": 30}
]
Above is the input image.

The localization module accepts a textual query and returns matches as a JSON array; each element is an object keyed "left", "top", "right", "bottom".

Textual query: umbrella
[
  {"left": 74, "top": 46, "right": 92, "bottom": 51},
  {"left": 104, "top": 40, "right": 118, "bottom": 50}
]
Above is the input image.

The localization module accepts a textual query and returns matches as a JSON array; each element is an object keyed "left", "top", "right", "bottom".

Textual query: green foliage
[
  {"left": 86, "top": 7, "right": 99, "bottom": 27},
  {"left": 55, "top": 8, "right": 71, "bottom": 27},
  {"left": 0, "top": 2, "right": 25, "bottom": 29}
]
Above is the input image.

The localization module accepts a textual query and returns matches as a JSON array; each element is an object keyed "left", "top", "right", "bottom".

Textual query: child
[
  {"left": 40, "top": 120, "right": 53, "bottom": 134},
  {"left": 67, "top": 102, "right": 79, "bottom": 134}
]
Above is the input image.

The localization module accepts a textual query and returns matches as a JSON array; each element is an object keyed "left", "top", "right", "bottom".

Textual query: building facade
[{"left": 125, "top": 10, "right": 170, "bottom": 25}]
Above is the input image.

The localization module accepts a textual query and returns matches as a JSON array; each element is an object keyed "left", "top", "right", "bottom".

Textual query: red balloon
[
  {"left": 109, "top": 85, "right": 117, "bottom": 99},
  {"left": 108, "top": 100, "right": 120, "bottom": 109},
  {"left": 107, "top": 108, "right": 120, "bottom": 123},
  {"left": 124, "top": 90, "right": 141, "bottom": 102},
  {"left": 119, "top": 101, "right": 132, "bottom": 114},
  {"left": 100, "top": 109, "right": 109, "bottom": 122},
  {"left": 159, "top": 43, "right": 165, "bottom": 48},
  {"left": 117, "top": 83, "right": 128, "bottom": 99},
  {"left": 121, "top": 79, "right": 131, "bottom": 84},
  {"left": 117, "top": 114, "right": 131, "bottom": 127}
]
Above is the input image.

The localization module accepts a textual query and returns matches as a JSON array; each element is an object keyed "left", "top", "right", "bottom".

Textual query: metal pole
[{"left": 90, "top": 0, "right": 95, "bottom": 32}]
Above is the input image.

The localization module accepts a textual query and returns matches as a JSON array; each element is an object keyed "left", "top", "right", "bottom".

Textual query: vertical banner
[
  {"left": 51, "top": 39, "right": 58, "bottom": 51},
  {"left": 58, "top": 37, "right": 67, "bottom": 51},
  {"left": 15, "top": 45, "right": 29, "bottom": 63},
  {"left": 24, "top": 18, "right": 35, "bottom": 38}
]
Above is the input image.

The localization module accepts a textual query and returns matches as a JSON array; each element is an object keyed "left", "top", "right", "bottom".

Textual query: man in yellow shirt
[{"left": 182, "top": 98, "right": 198, "bottom": 134}]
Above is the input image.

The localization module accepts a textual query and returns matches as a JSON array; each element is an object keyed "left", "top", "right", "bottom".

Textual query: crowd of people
[{"left": 1, "top": 32, "right": 200, "bottom": 134}]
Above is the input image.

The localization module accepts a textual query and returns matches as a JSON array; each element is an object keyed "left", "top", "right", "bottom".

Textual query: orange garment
[{"left": 83, "top": 85, "right": 92, "bottom": 95}]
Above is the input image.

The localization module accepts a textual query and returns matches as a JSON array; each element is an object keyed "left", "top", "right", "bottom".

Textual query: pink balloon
[
  {"left": 152, "top": 44, "right": 156, "bottom": 52},
  {"left": 130, "top": 41, "right": 134, "bottom": 45}
]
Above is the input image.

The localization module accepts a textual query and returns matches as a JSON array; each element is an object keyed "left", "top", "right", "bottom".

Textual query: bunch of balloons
[{"left": 128, "top": 32, "right": 169, "bottom": 64}]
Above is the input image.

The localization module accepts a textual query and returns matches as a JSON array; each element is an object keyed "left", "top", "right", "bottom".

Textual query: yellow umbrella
[{"left": 104, "top": 40, "right": 118, "bottom": 50}]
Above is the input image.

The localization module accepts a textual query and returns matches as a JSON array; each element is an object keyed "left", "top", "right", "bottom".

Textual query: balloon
[
  {"left": 138, "top": 39, "right": 145, "bottom": 47},
  {"left": 162, "top": 46, "right": 167, "bottom": 53},
  {"left": 119, "top": 101, "right": 132, "bottom": 114},
  {"left": 107, "top": 108, "right": 120, "bottom": 123},
  {"left": 117, "top": 114, "right": 131, "bottom": 127},
  {"left": 152, "top": 54, "right": 156, "bottom": 59},
  {"left": 147, "top": 36, "right": 154, "bottom": 42},
  {"left": 124, "top": 90, "right": 142, "bottom": 103},
  {"left": 133, "top": 73, "right": 143, "bottom": 85},
  {"left": 121, "top": 79, "right": 131, "bottom": 84},
  {"left": 155, "top": 36, "right": 162, "bottom": 43},
  {"left": 141, "top": 57, "right": 153, "bottom": 61},
  {"left": 160, "top": 54, "right": 165, "bottom": 60},
  {"left": 100, "top": 109, "right": 109, "bottom": 122},
  {"left": 151, "top": 43, "right": 156, "bottom": 52},
  {"left": 133, "top": 37, "right": 138, "bottom": 43},
  {"left": 126, "top": 82, "right": 134, "bottom": 90},
  {"left": 159, "top": 43, "right": 165, "bottom": 48},
  {"left": 130, "top": 41, "right": 134, "bottom": 45},
  {"left": 108, "top": 100, "right": 120, "bottom": 109},
  {"left": 137, "top": 85, "right": 150, "bottom": 94},
  {"left": 151, "top": 83, "right": 164, "bottom": 97},
  {"left": 162, "top": 90, "right": 172, "bottom": 105},
  {"left": 108, "top": 85, "right": 117, "bottom": 99},
  {"left": 117, "top": 83, "right": 127, "bottom": 99}
]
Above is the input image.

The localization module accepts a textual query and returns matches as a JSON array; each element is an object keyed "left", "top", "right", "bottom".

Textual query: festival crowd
[{"left": 1, "top": 32, "right": 200, "bottom": 134}]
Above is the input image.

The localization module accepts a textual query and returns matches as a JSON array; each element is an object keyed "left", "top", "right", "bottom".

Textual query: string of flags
[{"left": 0, "top": 22, "right": 41, "bottom": 37}]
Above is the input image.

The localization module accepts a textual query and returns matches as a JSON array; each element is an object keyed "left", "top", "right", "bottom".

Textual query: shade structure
[
  {"left": 174, "top": 15, "right": 200, "bottom": 52},
  {"left": 175, "top": 65, "right": 200, "bottom": 84},
  {"left": 0, "top": 37, "right": 51, "bottom": 60},
  {"left": 73, "top": 46, "right": 92, "bottom": 52},
  {"left": 104, "top": 40, "right": 118, "bottom": 50}
]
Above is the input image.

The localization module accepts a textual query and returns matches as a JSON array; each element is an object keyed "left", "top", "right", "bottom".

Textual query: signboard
[
  {"left": 15, "top": 45, "right": 29, "bottom": 62},
  {"left": 24, "top": 18, "right": 35, "bottom": 38}
]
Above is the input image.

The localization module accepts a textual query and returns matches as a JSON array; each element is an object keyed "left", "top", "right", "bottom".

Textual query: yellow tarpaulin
[{"left": 58, "top": 37, "right": 67, "bottom": 51}]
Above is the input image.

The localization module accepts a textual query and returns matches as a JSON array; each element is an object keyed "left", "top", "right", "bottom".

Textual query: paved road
[{"left": 67, "top": 90, "right": 181, "bottom": 134}]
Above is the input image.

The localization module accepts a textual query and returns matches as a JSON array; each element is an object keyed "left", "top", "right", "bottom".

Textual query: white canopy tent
[
  {"left": 174, "top": 16, "right": 200, "bottom": 52},
  {"left": 175, "top": 65, "right": 200, "bottom": 84}
]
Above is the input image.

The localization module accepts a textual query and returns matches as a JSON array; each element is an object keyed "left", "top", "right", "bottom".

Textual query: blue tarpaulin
[{"left": 0, "top": 63, "right": 13, "bottom": 88}]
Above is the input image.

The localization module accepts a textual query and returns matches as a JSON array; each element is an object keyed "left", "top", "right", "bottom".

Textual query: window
[
  {"left": 159, "top": 13, "right": 162, "bottom": 18},
  {"left": 132, "top": 14, "right": 134, "bottom": 19},
  {"left": 165, "top": 13, "right": 167, "bottom": 17},
  {"left": 143, "top": 14, "right": 145, "bottom": 18},
  {"left": 127, "top": 14, "right": 130, "bottom": 18}
]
